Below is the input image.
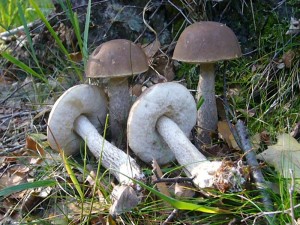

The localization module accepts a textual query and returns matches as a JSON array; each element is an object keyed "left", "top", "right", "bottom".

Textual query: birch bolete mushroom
[
  {"left": 173, "top": 22, "right": 242, "bottom": 146},
  {"left": 86, "top": 39, "right": 149, "bottom": 147},
  {"left": 127, "top": 82, "right": 244, "bottom": 189},
  {"left": 47, "top": 84, "right": 143, "bottom": 186}
]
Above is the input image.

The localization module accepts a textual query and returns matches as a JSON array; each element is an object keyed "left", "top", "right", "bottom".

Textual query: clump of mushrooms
[
  {"left": 173, "top": 22, "right": 242, "bottom": 146},
  {"left": 127, "top": 82, "right": 246, "bottom": 190},
  {"left": 85, "top": 39, "right": 148, "bottom": 147},
  {"left": 47, "top": 84, "right": 144, "bottom": 214}
]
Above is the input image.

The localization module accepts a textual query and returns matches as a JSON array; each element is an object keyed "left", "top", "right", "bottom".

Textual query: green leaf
[
  {"left": 197, "top": 96, "right": 204, "bottom": 110},
  {"left": 61, "top": 152, "right": 85, "bottom": 200},
  {"left": 130, "top": 177, "right": 231, "bottom": 214},
  {"left": 0, "top": 180, "right": 56, "bottom": 198}
]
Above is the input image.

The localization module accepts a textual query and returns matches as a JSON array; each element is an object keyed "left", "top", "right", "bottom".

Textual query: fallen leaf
[
  {"left": 69, "top": 52, "right": 82, "bottom": 62},
  {"left": 142, "top": 39, "right": 160, "bottom": 59},
  {"left": 257, "top": 133, "right": 300, "bottom": 180},
  {"left": 152, "top": 159, "right": 171, "bottom": 197},
  {"left": 217, "top": 121, "right": 239, "bottom": 150},
  {"left": 174, "top": 183, "right": 195, "bottom": 198},
  {"left": 109, "top": 185, "right": 139, "bottom": 215},
  {"left": 25, "top": 135, "right": 46, "bottom": 157},
  {"left": 282, "top": 50, "right": 295, "bottom": 68}
]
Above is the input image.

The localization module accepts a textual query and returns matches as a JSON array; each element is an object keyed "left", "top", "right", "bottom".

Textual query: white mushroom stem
[
  {"left": 196, "top": 63, "right": 218, "bottom": 145},
  {"left": 156, "top": 116, "right": 222, "bottom": 188},
  {"left": 74, "top": 115, "right": 143, "bottom": 185},
  {"left": 108, "top": 77, "right": 130, "bottom": 147}
]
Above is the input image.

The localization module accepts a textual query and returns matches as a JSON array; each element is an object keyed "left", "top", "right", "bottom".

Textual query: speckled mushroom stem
[
  {"left": 156, "top": 116, "right": 207, "bottom": 172},
  {"left": 156, "top": 116, "right": 222, "bottom": 188},
  {"left": 74, "top": 115, "right": 143, "bottom": 185},
  {"left": 108, "top": 77, "right": 130, "bottom": 148},
  {"left": 196, "top": 63, "right": 218, "bottom": 145},
  {"left": 156, "top": 116, "right": 247, "bottom": 189}
]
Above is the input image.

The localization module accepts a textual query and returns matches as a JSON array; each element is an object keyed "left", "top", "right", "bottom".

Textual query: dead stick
[{"left": 235, "top": 120, "right": 274, "bottom": 220}]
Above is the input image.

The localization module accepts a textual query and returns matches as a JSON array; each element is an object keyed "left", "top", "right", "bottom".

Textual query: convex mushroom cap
[
  {"left": 86, "top": 39, "right": 148, "bottom": 78},
  {"left": 173, "top": 21, "right": 241, "bottom": 146},
  {"left": 127, "top": 82, "right": 197, "bottom": 165},
  {"left": 85, "top": 39, "right": 149, "bottom": 148},
  {"left": 173, "top": 21, "right": 241, "bottom": 63}
]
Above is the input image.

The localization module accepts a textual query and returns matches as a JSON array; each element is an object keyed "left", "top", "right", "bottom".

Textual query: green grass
[{"left": 0, "top": 0, "right": 53, "bottom": 33}]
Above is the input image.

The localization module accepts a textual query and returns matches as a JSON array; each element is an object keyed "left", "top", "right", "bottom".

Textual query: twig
[
  {"left": 235, "top": 120, "right": 274, "bottom": 222},
  {"left": 0, "top": 81, "right": 32, "bottom": 105},
  {"left": 162, "top": 209, "right": 178, "bottom": 225},
  {"left": 223, "top": 69, "right": 274, "bottom": 221},
  {"left": 0, "top": 144, "right": 25, "bottom": 156},
  {"left": 222, "top": 68, "right": 243, "bottom": 149},
  {"left": 241, "top": 202, "right": 300, "bottom": 222},
  {"left": 153, "top": 176, "right": 194, "bottom": 184},
  {"left": 289, "top": 169, "right": 296, "bottom": 225},
  {"left": 0, "top": 109, "right": 43, "bottom": 120},
  {"left": 167, "top": 0, "right": 192, "bottom": 24}
]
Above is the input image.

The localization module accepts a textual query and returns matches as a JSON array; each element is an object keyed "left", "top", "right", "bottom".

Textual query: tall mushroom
[
  {"left": 173, "top": 22, "right": 242, "bottom": 146},
  {"left": 86, "top": 39, "right": 149, "bottom": 147},
  {"left": 47, "top": 84, "right": 143, "bottom": 187},
  {"left": 127, "top": 82, "right": 245, "bottom": 189}
]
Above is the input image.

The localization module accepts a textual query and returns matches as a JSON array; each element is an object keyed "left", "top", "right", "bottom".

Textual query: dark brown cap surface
[
  {"left": 173, "top": 22, "right": 242, "bottom": 63},
  {"left": 86, "top": 39, "right": 148, "bottom": 78}
]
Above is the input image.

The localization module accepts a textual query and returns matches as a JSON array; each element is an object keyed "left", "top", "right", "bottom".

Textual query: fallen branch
[{"left": 235, "top": 120, "right": 274, "bottom": 221}]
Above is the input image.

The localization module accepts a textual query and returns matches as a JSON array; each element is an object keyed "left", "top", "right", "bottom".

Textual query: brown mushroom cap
[
  {"left": 173, "top": 22, "right": 242, "bottom": 63},
  {"left": 86, "top": 39, "right": 148, "bottom": 78}
]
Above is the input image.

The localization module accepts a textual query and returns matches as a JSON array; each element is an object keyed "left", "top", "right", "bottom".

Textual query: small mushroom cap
[
  {"left": 47, "top": 84, "right": 107, "bottom": 155},
  {"left": 86, "top": 39, "right": 149, "bottom": 78},
  {"left": 173, "top": 21, "right": 242, "bottom": 63},
  {"left": 127, "top": 82, "right": 197, "bottom": 165}
]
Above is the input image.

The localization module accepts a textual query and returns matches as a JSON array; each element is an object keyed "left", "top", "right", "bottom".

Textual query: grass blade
[
  {"left": 83, "top": 0, "right": 91, "bottom": 67},
  {"left": 1, "top": 51, "right": 48, "bottom": 83},
  {"left": 0, "top": 180, "right": 56, "bottom": 198},
  {"left": 17, "top": 1, "right": 44, "bottom": 76},
  {"left": 61, "top": 151, "right": 84, "bottom": 200},
  {"left": 29, "top": 0, "right": 83, "bottom": 80},
  {"left": 132, "top": 178, "right": 231, "bottom": 214},
  {"left": 29, "top": 0, "right": 69, "bottom": 57}
]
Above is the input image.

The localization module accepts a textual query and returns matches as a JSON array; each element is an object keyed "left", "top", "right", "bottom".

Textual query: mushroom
[
  {"left": 86, "top": 39, "right": 149, "bottom": 147},
  {"left": 127, "top": 82, "right": 243, "bottom": 189},
  {"left": 47, "top": 84, "right": 143, "bottom": 186},
  {"left": 173, "top": 22, "right": 242, "bottom": 146}
]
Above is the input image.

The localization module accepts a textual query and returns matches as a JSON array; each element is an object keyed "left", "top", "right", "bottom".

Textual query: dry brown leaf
[
  {"left": 131, "top": 84, "right": 143, "bottom": 97},
  {"left": 217, "top": 121, "right": 239, "bottom": 150},
  {"left": 25, "top": 135, "right": 46, "bottom": 157},
  {"left": 0, "top": 172, "right": 26, "bottom": 189},
  {"left": 69, "top": 51, "right": 83, "bottom": 62},
  {"left": 174, "top": 183, "right": 195, "bottom": 198},
  {"left": 282, "top": 49, "right": 295, "bottom": 68},
  {"left": 152, "top": 159, "right": 170, "bottom": 197},
  {"left": 142, "top": 39, "right": 160, "bottom": 59},
  {"left": 109, "top": 185, "right": 139, "bottom": 215}
]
